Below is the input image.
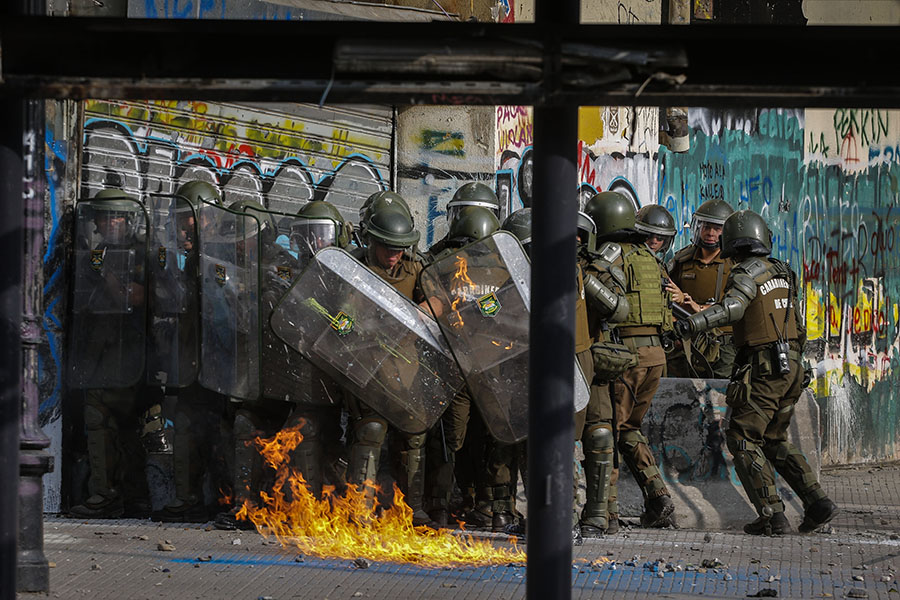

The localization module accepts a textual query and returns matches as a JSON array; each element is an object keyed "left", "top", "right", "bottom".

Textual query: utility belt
[
  {"left": 737, "top": 340, "right": 802, "bottom": 378},
  {"left": 619, "top": 333, "right": 662, "bottom": 352}
]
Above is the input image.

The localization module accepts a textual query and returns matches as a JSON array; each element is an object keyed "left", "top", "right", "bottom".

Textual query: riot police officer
[
  {"left": 348, "top": 199, "right": 436, "bottom": 525},
  {"left": 667, "top": 199, "right": 736, "bottom": 378},
  {"left": 68, "top": 189, "right": 151, "bottom": 518},
  {"left": 213, "top": 198, "right": 302, "bottom": 530},
  {"left": 584, "top": 191, "right": 676, "bottom": 529},
  {"left": 424, "top": 205, "right": 504, "bottom": 529},
  {"left": 578, "top": 204, "right": 633, "bottom": 536},
  {"left": 674, "top": 210, "right": 838, "bottom": 535},
  {"left": 151, "top": 180, "right": 227, "bottom": 523},
  {"left": 278, "top": 200, "right": 350, "bottom": 500},
  {"left": 428, "top": 182, "right": 502, "bottom": 258}
]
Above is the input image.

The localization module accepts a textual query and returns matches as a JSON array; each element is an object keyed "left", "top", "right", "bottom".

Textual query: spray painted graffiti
[
  {"left": 496, "top": 105, "right": 659, "bottom": 214},
  {"left": 39, "top": 126, "right": 71, "bottom": 426},
  {"left": 81, "top": 101, "right": 391, "bottom": 224},
  {"left": 659, "top": 107, "right": 900, "bottom": 464}
]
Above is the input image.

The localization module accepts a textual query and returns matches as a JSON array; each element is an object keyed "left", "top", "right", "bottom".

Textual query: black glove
[
  {"left": 802, "top": 362, "right": 813, "bottom": 388},
  {"left": 673, "top": 318, "right": 693, "bottom": 339}
]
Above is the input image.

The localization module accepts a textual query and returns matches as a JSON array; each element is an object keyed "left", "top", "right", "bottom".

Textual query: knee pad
[
  {"left": 84, "top": 404, "right": 110, "bottom": 431},
  {"left": 585, "top": 423, "right": 614, "bottom": 452},
  {"left": 726, "top": 433, "right": 767, "bottom": 472},
  {"left": 355, "top": 418, "right": 387, "bottom": 446},
  {"left": 403, "top": 432, "right": 427, "bottom": 450}
]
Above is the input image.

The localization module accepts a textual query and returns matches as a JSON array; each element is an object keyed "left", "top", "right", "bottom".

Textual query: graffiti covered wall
[
  {"left": 658, "top": 108, "right": 900, "bottom": 464},
  {"left": 496, "top": 105, "right": 659, "bottom": 213},
  {"left": 81, "top": 101, "right": 392, "bottom": 224},
  {"left": 397, "top": 106, "right": 496, "bottom": 247}
]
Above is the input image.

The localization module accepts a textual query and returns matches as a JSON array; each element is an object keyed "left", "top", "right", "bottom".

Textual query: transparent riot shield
[
  {"left": 257, "top": 206, "right": 334, "bottom": 405},
  {"left": 419, "top": 230, "right": 590, "bottom": 444},
  {"left": 198, "top": 204, "right": 261, "bottom": 400},
  {"left": 68, "top": 197, "right": 149, "bottom": 389},
  {"left": 270, "top": 247, "right": 463, "bottom": 433},
  {"left": 146, "top": 194, "right": 200, "bottom": 388}
]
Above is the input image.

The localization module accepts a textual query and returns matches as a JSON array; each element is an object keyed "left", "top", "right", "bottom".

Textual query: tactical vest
[
  {"left": 575, "top": 263, "right": 591, "bottom": 353},
  {"left": 670, "top": 245, "right": 733, "bottom": 334},
  {"left": 366, "top": 256, "right": 422, "bottom": 302},
  {"left": 732, "top": 258, "right": 800, "bottom": 348},
  {"left": 618, "top": 242, "right": 666, "bottom": 332}
]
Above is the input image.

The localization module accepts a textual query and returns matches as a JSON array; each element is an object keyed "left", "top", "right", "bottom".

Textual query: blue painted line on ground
[{"left": 171, "top": 552, "right": 858, "bottom": 597}]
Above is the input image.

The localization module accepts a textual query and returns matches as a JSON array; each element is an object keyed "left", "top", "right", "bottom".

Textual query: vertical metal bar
[
  {"left": 0, "top": 96, "right": 25, "bottom": 600},
  {"left": 15, "top": 0, "right": 53, "bottom": 591},
  {"left": 528, "top": 0, "right": 578, "bottom": 597},
  {"left": 19, "top": 96, "right": 53, "bottom": 593}
]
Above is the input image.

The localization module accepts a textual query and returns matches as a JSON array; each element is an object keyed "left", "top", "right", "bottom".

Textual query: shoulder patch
[{"left": 597, "top": 242, "right": 622, "bottom": 264}]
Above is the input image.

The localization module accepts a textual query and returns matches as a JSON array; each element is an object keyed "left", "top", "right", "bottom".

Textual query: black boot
[
  {"left": 641, "top": 495, "right": 675, "bottom": 528},
  {"left": 799, "top": 498, "right": 837, "bottom": 533},
  {"left": 69, "top": 494, "right": 124, "bottom": 519},
  {"left": 744, "top": 511, "right": 791, "bottom": 535}
]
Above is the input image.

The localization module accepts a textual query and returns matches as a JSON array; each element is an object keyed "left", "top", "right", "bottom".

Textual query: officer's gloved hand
[
  {"left": 802, "top": 361, "right": 814, "bottom": 388},
  {"left": 673, "top": 319, "right": 693, "bottom": 339}
]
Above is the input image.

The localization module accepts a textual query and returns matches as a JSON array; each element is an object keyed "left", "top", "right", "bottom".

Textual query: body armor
[
  {"left": 732, "top": 257, "right": 800, "bottom": 348},
  {"left": 619, "top": 243, "right": 667, "bottom": 330}
]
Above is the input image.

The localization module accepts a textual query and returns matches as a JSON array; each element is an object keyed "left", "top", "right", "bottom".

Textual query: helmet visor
[
  {"left": 691, "top": 216, "right": 725, "bottom": 248},
  {"left": 447, "top": 201, "right": 499, "bottom": 224},
  {"left": 290, "top": 219, "right": 338, "bottom": 259},
  {"left": 92, "top": 209, "right": 137, "bottom": 245}
]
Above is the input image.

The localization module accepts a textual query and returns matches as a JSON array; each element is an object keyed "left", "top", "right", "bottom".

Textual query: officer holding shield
[
  {"left": 423, "top": 205, "right": 505, "bottom": 530},
  {"left": 346, "top": 199, "right": 439, "bottom": 526},
  {"left": 68, "top": 188, "right": 151, "bottom": 518},
  {"left": 152, "top": 180, "right": 230, "bottom": 523}
]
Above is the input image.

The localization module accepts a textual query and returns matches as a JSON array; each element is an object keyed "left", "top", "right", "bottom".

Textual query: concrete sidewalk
[{"left": 21, "top": 463, "right": 900, "bottom": 600}]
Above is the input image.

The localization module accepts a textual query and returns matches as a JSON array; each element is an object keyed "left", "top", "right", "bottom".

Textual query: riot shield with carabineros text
[
  {"left": 270, "top": 247, "right": 463, "bottom": 433},
  {"left": 419, "top": 230, "right": 590, "bottom": 444},
  {"left": 198, "top": 204, "right": 261, "bottom": 400},
  {"left": 146, "top": 193, "right": 200, "bottom": 388},
  {"left": 68, "top": 195, "right": 149, "bottom": 389}
]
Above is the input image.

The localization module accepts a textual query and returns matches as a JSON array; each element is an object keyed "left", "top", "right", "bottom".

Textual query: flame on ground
[{"left": 235, "top": 423, "right": 526, "bottom": 568}]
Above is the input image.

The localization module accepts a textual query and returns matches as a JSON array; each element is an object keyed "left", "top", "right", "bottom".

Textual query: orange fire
[
  {"left": 235, "top": 424, "right": 526, "bottom": 568},
  {"left": 448, "top": 254, "right": 476, "bottom": 329}
]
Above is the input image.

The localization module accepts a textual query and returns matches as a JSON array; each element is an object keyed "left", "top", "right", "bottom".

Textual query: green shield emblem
[
  {"left": 477, "top": 292, "right": 501, "bottom": 318},
  {"left": 215, "top": 264, "right": 227, "bottom": 286},
  {"left": 330, "top": 311, "right": 354, "bottom": 336}
]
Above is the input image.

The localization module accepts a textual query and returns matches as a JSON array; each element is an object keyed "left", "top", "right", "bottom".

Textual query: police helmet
[{"left": 720, "top": 210, "right": 773, "bottom": 259}]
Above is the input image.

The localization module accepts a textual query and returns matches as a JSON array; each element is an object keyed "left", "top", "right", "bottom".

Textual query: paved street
[{"left": 22, "top": 464, "right": 900, "bottom": 600}]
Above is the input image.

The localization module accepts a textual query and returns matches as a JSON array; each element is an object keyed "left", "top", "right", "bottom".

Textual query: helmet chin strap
[{"left": 697, "top": 238, "right": 720, "bottom": 249}]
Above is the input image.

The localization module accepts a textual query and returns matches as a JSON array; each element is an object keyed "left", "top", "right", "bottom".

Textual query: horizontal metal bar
[{"left": 2, "top": 17, "right": 900, "bottom": 106}]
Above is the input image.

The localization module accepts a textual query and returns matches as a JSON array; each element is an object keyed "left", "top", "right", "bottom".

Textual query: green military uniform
[
  {"left": 344, "top": 201, "right": 434, "bottom": 525},
  {"left": 582, "top": 190, "right": 675, "bottom": 530},
  {"left": 578, "top": 247, "right": 628, "bottom": 535},
  {"left": 677, "top": 210, "right": 837, "bottom": 535},
  {"left": 667, "top": 245, "right": 736, "bottom": 378},
  {"left": 608, "top": 241, "right": 674, "bottom": 525}
]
